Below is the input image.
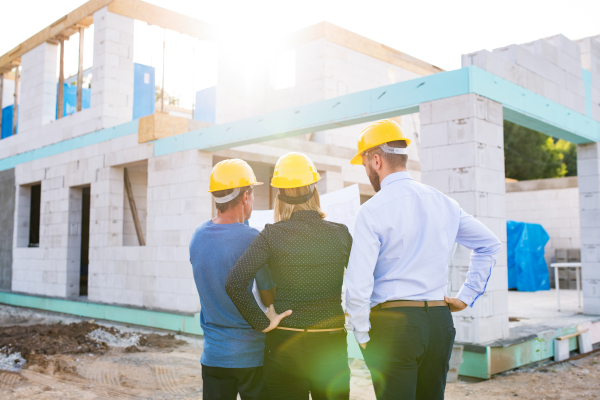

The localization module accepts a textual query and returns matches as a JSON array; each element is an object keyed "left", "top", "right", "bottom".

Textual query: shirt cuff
[
  {"left": 457, "top": 285, "right": 480, "bottom": 307},
  {"left": 353, "top": 331, "right": 370, "bottom": 344}
]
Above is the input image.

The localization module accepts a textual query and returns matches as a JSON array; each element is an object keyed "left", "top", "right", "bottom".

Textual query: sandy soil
[{"left": 0, "top": 305, "right": 599, "bottom": 399}]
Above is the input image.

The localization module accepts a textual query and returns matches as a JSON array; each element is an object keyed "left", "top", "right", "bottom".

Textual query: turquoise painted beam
[
  {"left": 0, "top": 120, "right": 139, "bottom": 172},
  {"left": 0, "top": 291, "right": 203, "bottom": 336},
  {"left": 153, "top": 68, "right": 471, "bottom": 156},
  {"left": 153, "top": 66, "right": 600, "bottom": 156}
]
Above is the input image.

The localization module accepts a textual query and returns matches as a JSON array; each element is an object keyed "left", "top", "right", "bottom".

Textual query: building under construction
[{"left": 1, "top": 0, "right": 600, "bottom": 379}]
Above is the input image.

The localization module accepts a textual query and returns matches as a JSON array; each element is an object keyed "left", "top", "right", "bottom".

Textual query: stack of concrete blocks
[
  {"left": 122, "top": 163, "right": 148, "bottom": 246},
  {"left": 462, "top": 34, "right": 585, "bottom": 114},
  {"left": 505, "top": 177, "right": 580, "bottom": 265},
  {"left": 577, "top": 36, "right": 600, "bottom": 121},
  {"left": 18, "top": 42, "right": 58, "bottom": 133},
  {"left": 420, "top": 93, "right": 509, "bottom": 344}
]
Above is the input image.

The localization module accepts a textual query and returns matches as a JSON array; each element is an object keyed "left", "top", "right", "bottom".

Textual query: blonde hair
[{"left": 274, "top": 186, "right": 326, "bottom": 222}]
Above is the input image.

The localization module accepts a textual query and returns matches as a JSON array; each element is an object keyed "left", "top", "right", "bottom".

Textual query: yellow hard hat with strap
[
  {"left": 350, "top": 119, "right": 411, "bottom": 165},
  {"left": 271, "top": 152, "right": 321, "bottom": 189},
  {"left": 208, "top": 159, "right": 262, "bottom": 193}
]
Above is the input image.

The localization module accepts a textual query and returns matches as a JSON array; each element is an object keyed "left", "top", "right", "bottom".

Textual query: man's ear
[{"left": 373, "top": 153, "right": 383, "bottom": 171}]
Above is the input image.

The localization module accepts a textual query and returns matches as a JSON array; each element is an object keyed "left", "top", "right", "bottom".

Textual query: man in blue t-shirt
[{"left": 190, "top": 159, "right": 276, "bottom": 400}]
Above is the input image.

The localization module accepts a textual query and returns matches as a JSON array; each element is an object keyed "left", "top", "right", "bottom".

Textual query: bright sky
[{"left": 1, "top": 0, "right": 599, "bottom": 108}]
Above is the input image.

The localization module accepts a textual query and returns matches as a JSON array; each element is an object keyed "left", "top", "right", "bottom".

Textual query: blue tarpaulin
[
  {"left": 56, "top": 83, "right": 91, "bottom": 118},
  {"left": 507, "top": 220, "right": 550, "bottom": 291},
  {"left": 194, "top": 86, "right": 216, "bottom": 123},
  {"left": 1, "top": 105, "right": 17, "bottom": 139},
  {"left": 133, "top": 63, "right": 155, "bottom": 120}
]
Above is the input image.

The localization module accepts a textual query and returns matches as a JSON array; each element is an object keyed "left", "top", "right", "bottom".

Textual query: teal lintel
[
  {"left": 0, "top": 120, "right": 140, "bottom": 172},
  {"left": 152, "top": 68, "right": 471, "bottom": 156},
  {"left": 0, "top": 291, "right": 203, "bottom": 336}
]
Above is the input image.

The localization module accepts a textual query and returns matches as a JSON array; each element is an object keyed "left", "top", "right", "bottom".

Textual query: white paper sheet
[{"left": 248, "top": 184, "right": 361, "bottom": 236}]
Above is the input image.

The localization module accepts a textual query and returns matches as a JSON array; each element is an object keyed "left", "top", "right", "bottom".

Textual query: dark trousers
[
  {"left": 263, "top": 329, "right": 351, "bottom": 400},
  {"left": 360, "top": 304, "right": 456, "bottom": 400},
  {"left": 202, "top": 364, "right": 270, "bottom": 400}
]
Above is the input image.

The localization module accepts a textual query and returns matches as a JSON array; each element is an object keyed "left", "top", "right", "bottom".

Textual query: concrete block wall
[
  {"left": 577, "top": 35, "right": 600, "bottom": 121},
  {"left": 577, "top": 142, "right": 600, "bottom": 314},
  {"left": 18, "top": 42, "right": 58, "bottom": 133},
  {"left": 463, "top": 34, "right": 586, "bottom": 115},
  {"left": 505, "top": 177, "right": 580, "bottom": 265},
  {"left": 91, "top": 6, "right": 135, "bottom": 128},
  {"left": 421, "top": 93, "right": 509, "bottom": 344},
  {"left": 0, "top": 169, "right": 15, "bottom": 290}
]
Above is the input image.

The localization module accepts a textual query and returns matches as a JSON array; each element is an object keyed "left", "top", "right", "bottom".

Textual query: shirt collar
[
  {"left": 381, "top": 171, "right": 413, "bottom": 189},
  {"left": 290, "top": 210, "right": 321, "bottom": 220}
]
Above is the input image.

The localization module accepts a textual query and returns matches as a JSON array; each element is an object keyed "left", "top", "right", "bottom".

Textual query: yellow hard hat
[
  {"left": 350, "top": 119, "right": 411, "bottom": 165},
  {"left": 208, "top": 159, "right": 263, "bottom": 192},
  {"left": 271, "top": 152, "right": 321, "bottom": 189}
]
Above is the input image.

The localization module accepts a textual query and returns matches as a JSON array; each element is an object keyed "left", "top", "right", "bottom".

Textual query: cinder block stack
[
  {"left": 421, "top": 93, "right": 509, "bottom": 344},
  {"left": 462, "top": 34, "right": 585, "bottom": 114}
]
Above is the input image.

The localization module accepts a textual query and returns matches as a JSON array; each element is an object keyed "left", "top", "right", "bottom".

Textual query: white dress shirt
[{"left": 345, "top": 171, "right": 501, "bottom": 344}]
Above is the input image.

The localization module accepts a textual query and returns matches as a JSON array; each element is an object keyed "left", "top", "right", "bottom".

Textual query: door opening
[{"left": 80, "top": 187, "right": 90, "bottom": 296}]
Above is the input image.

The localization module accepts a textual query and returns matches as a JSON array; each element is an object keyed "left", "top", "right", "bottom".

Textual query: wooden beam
[
  {"left": 57, "top": 39, "right": 65, "bottom": 119},
  {"left": 76, "top": 27, "right": 85, "bottom": 112},
  {"left": 12, "top": 67, "right": 19, "bottom": 136},
  {"left": 124, "top": 168, "right": 146, "bottom": 246},
  {"left": 108, "top": 0, "right": 216, "bottom": 41},
  {"left": 0, "top": 0, "right": 113, "bottom": 73}
]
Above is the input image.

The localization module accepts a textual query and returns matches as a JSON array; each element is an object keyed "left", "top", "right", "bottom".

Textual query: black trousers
[
  {"left": 263, "top": 329, "right": 351, "bottom": 400},
  {"left": 360, "top": 304, "right": 456, "bottom": 400},
  {"left": 201, "top": 364, "right": 270, "bottom": 400}
]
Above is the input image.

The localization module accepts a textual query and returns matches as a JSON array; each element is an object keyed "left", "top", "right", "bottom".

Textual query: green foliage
[
  {"left": 504, "top": 121, "right": 577, "bottom": 181},
  {"left": 155, "top": 86, "right": 180, "bottom": 107}
]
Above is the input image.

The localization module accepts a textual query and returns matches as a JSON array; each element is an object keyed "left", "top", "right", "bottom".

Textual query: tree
[
  {"left": 504, "top": 121, "right": 577, "bottom": 181},
  {"left": 155, "top": 86, "right": 180, "bottom": 107}
]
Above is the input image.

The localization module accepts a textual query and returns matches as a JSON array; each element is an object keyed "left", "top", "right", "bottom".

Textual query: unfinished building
[{"left": 1, "top": 0, "right": 600, "bottom": 379}]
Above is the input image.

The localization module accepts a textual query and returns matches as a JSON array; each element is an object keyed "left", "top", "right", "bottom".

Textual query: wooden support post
[
  {"left": 124, "top": 168, "right": 146, "bottom": 246},
  {"left": 57, "top": 38, "right": 65, "bottom": 119},
  {"left": 0, "top": 73, "right": 3, "bottom": 134},
  {"left": 13, "top": 66, "right": 19, "bottom": 136},
  {"left": 76, "top": 27, "right": 84, "bottom": 113}
]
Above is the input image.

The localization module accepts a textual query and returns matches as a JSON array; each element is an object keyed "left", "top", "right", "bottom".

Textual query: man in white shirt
[{"left": 345, "top": 119, "right": 501, "bottom": 400}]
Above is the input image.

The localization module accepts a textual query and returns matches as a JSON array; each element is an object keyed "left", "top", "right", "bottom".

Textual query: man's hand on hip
[
  {"left": 360, "top": 342, "right": 368, "bottom": 350},
  {"left": 444, "top": 296, "right": 468, "bottom": 312}
]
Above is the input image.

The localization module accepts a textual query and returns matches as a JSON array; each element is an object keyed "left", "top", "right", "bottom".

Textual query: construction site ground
[{"left": 0, "top": 304, "right": 599, "bottom": 399}]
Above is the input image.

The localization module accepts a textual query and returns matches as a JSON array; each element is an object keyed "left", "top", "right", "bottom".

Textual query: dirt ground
[{"left": 0, "top": 305, "right": 599, "bottom": 399}]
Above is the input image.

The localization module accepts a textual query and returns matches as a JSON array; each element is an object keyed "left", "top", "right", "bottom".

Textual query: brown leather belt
[
  {"left": 371, "top": 300, "right": 448, "bottom": 311},
  {"left": 276, "top": 326, "right": 345, "bottom": 333}
]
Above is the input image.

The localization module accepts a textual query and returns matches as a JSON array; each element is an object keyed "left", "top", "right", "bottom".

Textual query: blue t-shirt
[{"left": 190, "top": 220, "right": 275, "bottom": 368}]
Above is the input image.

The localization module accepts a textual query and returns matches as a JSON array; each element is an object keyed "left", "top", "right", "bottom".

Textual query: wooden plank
[
  {"left": 57, "top": 39, "right": 65, "bottom": 119},
  {"left": 12, "top": 67, "right": 19, "bottom": 136},
  {"left": 76, "top": 27, "right": 84, "bottom": 112},
  {"left": 0, "top": 0, "right": 113, "bottom": 73},
  {"left": 557, "top": 329, "right": 588, "bottom": 341},
  {"left": 123, "top": 168, "right": 145, "bottom": 246},
  {"left": 108, "top": 0, "right": 216, "bottom": 41}
]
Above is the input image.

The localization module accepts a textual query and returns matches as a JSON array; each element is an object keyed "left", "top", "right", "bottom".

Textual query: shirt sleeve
[
  {"left": 255, "top": 265, "right": 276, "bottom": 290},
  {"left": 225, "top": 231, "right": 272, "bottom": 331},
  {"left": 454, "top": 209, "right": 502, "bottom": 307},
  {"left": 344, "top": 206, "right": 380, "bottom": 344}
]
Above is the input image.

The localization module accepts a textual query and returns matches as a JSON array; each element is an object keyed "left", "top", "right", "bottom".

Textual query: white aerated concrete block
[{"left": 554, "top": 339, "right": 570, "bottom": 361}]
